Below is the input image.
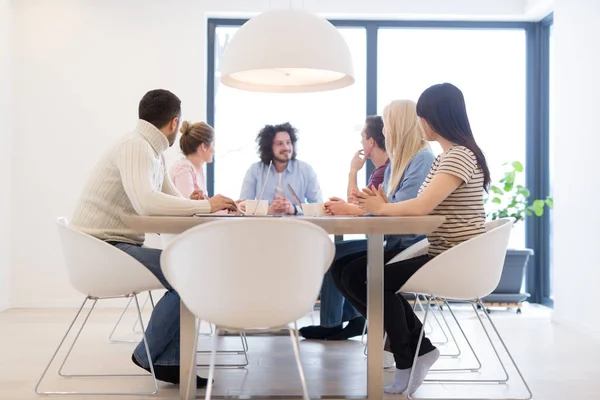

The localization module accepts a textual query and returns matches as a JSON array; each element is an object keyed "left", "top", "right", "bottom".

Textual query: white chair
[
  {"left": 35, "top": 217, "right": 163, "bottom": 396},
  {"left": 160, "top": 218, "right": 335, "bottom": 400},
  {"left": 396, "top": 218, "right": 532, "bottom": 399}
]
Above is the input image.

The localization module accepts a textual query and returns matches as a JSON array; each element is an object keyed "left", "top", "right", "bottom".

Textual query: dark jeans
[
  {"left": 331, "top": 251, "right": 436, "bottom": 368},
  {"left": 110, "top": 242, "right": 182, "bottom": 367},
  {"left": 319, "top": 240, "right": 367, "bottom": 327}
]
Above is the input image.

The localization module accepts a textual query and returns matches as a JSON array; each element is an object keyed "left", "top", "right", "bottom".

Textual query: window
[
  {"left": 377, "top": 28, "right": 527, "bottom": 249},
  {"left": 548, "top": 23, "right": 555, "bottom": 300},
  {"left": 213, "top": 27, "right": 367, "bottom": 204}
]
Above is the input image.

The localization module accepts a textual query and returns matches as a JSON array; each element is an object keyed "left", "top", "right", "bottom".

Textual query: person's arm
[
  {"left": 389, "top": 152, "right": 434, "bottom": 203},
  {"left": 239, "top": 164, "right": 258, "bottom": 200},
  {"left": 347, "top": 150, "right": 365, "bottom": 201},
  {"left": 367, "top": 149, "right": 476, "bottom": 216},
  {"left": 304, "top": 164, "right": 323, "bottom": 203},
  {"left": 117, "top": 140, "right": 211, "bottom": 216},
  {"left": 169, "top": 163, "right": 196, "bottom": 199}
]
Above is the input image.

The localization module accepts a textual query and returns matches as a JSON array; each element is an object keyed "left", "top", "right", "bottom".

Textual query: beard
[
  {"left": 273, "top": 152, "right": 292, "bottom": 163},
  {"left": 166, "top": 130, "right": 177, "bottom": 147}
]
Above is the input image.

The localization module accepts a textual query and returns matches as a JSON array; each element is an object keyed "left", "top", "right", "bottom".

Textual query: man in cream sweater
[{"left": 71, "top": 89, "right": 236, "bottom": 387}]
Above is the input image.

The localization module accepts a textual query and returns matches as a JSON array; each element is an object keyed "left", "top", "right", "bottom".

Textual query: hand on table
[
  {"left": 269, "top": 196, "right": 295, "bottom": 214},
  {"left": 189, "top": 189, "right": 206, "bottom": 200},
  {"left": 352, "top": 185, "right": 388, "bottom": 215},
  {"left": 324, "top": 197, "right": 352, "bottom": 216},
  {"left": 208, "top": 194, "right": 237, "bottom": 213}
]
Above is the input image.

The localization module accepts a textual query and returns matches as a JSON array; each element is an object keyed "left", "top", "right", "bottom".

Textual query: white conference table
[{"left": 123, "top": 214, "right": 445, "bottom": 400}]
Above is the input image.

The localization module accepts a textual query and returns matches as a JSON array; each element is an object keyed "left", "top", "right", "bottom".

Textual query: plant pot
[{"left": 481, "top": 248, "right": 534, "bottom": 304}]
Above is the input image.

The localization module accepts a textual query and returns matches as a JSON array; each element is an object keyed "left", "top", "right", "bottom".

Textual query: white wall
[
  {"left": 552, "top": 0, "right": 600, "bottom": 336},
  {"left": 9, "top": 0, "right": 549, "bottom": 308},
  {"left": 0, "top": 0, "right": 12, "bottom": 312}
]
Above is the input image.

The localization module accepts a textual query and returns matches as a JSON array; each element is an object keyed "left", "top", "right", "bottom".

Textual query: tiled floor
[{"left": 1, "top": 302, "right": 599, "bottom": 399}]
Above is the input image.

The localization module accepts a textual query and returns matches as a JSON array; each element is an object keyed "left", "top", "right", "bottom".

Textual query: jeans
[
  {"left": 113, "top": 242, "right": 181, "bottom": 367},
  {"left": 331, "top": 251, "right": 436, "bottom": 368},
  {"left": 319, "top": 240, "right": 367, "bottom": 327}
]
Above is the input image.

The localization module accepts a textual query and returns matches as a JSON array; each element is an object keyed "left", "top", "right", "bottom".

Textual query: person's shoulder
[
  {"left": 449, "top": 145, "right": 476, "bottom": 159},
  {"left": 116, "top": 131, "right": 151, "bottom": 151},
  {"left": 409, "top": 148, "right": 437, "bottom": 167},
  {"left": 170, "top": 158, "right": 193, "bottom": 173},
  {"left": 245, "top": 161, "right": 265, "bottom": 174},
  {"left": 445, "top": 145, "right": 477, "bottom": 166},
  {"left": 295, "top": 159, "right": 317, "bottom": 171}
]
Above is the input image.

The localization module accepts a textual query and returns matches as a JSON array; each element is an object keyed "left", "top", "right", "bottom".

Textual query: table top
[{"left": 122, "top": 214, "right": 445, "bottom": 236}]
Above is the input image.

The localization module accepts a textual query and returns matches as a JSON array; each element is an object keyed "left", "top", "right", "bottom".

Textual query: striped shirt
[{"left": 419, "top": 145, "right": 485, "bottom": 256}]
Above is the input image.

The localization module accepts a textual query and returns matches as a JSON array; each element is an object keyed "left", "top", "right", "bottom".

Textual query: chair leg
[
  {"left": 360, "top": 319, "right": 367, "bottom": 345},
  {"left": 476, "top": 299, "right": 533, "bottom": 399},
  {"left": 289, "top": 322, "right": 310, "bottom": 400},
  {"left": 35, "top": 295, "right": 158, "bottom": 396},
  {"left": 431, "top": 298, "right": 460, "bottom": 358},
  {"left": 202, "top": 326, "right": 219, "bottom": 400},
  {"left": 196, "top": 331, "right": 249, "bottom": 368},
  {"left": 426, "top": 299, "right": 482, "bottom": 375},
  {"left": 132, "top": 292, "right": 152, "bottom": 333},
  {"left": 414, "top": 294, "right": 436, "bottom": 337},
  {"left": 108, "top": 296, "right": 137, "bottom": 343},
  {"left": 109, "top": 291, "right": 155, "bottom": 343},
  {"left": 405, "top": 298, "right": 533, "bottom": 400}
]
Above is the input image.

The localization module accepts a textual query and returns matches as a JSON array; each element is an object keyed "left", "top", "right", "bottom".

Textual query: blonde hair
[
  {"left": 383, "top": 100, "right": 430, "bottom": 196},
  {"left": 179, "top": 121, "right": 215, "bottom": 156}
]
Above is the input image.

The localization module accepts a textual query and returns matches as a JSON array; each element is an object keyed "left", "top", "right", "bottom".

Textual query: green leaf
[
  {"left": 492, "top": 197, "right": 502, "bottom": 204},
  {"left": 490, "top": 185, "right": 504, "bottom": 195},
  {"left": 516, "top": 186, "right": 530, "bottom": 197},
  {"left": 525, "top": 210, "right": 533, "bottom": 216},
  {"left": 545, "top": 197, "right": 554, "bottom": 208},
  {"left": 512, "top": 161, "right": 524, "bottom": 172}
]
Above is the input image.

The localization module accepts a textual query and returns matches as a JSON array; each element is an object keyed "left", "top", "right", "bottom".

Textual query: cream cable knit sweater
[{"left": 70, "top": 119, "right": 211, "bottom": 245}]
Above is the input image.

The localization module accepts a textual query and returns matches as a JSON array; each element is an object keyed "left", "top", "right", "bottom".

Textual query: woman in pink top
[{"left": 170, "top": 121, "right": 215, "bottom": 199}]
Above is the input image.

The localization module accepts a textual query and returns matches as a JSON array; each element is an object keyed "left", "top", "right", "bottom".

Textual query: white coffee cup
[
  {"left": 239, "top": 200, "right": 269, "bottom": 215},
  {"left": 301, "top": 203, "right": 325, "bottom": 217}
]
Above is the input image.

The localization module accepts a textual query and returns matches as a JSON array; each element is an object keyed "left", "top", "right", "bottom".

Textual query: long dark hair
[
  {"left": 256, "top": 122, "right": 298, "bottom": 165},
  {"left": 416, "top": 83, "right": 491, "bottom": 191}
]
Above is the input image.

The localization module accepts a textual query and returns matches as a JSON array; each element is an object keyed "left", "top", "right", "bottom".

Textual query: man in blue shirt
[{"left": 239, "top": 122, "right": 322, "bottom": 214}]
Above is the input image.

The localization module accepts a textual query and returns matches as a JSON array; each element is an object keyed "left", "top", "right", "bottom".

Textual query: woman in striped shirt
[{"left": 332, "top": 82, "right": 490, "bottom": 395}]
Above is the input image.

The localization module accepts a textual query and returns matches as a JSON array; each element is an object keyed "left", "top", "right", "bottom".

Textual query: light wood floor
[{"left": 1, "top": 302, "right": 599, "bottom": 399}]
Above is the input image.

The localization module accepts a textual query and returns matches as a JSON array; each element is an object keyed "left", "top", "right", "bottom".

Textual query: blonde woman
[
  {"left": 300, "top": 100, "right": 435, "bottom": 341},
  {"left": 170, "top": 121, "right": 215, "bottom": 199}
]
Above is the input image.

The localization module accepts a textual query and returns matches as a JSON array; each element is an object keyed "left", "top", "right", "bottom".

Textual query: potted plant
[{"left": 481, "top": 161, "right": 553, "bottom": 311}]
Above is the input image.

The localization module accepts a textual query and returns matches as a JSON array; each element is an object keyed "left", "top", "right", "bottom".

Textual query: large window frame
[{"left": 206, "top": 17, "right": 553, "bottom": 305}]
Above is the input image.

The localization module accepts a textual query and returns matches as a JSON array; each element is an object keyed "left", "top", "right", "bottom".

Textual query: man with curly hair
[{"left": 239, "top": 122, "right": 322, "bottom": 214}]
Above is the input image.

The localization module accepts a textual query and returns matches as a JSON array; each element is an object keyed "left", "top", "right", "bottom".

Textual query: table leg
[
  {"left": 180, "top": 300, "right": 197, "bottom": 400},
  {"left": 366, "top": 234, "right": 384, "bottom": 399}
]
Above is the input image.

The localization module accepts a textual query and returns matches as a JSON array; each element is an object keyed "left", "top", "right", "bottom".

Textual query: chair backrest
[
  {"left": 56, "top": 217, "right": 162, "bottom": 298},
  {"left": 160, "top": 218, "right": 335, "bottom": 330},
  {"left": 400, "top": 218, "right": 514, "bottom": 300},
  {"left": 387, "top": 238, "right": 430, "bottom": 264}
]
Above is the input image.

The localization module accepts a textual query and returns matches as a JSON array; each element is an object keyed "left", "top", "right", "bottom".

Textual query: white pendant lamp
[{"left": 220, "top": 8, "right": 355, "bottom": 93}]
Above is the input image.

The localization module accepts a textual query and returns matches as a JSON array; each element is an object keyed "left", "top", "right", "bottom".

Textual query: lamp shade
[{"left": 220, "top": 8, "right": 355, "bottom": 93}]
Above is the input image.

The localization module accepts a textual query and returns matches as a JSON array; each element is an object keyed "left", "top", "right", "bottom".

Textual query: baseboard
[{"left": 552, "top": 312, "right": 600, "bottom": 340}]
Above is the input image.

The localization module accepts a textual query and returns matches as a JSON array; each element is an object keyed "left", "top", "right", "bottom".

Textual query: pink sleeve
[{"left": 170, "top": 162, "right": 197, "bottom": 199}]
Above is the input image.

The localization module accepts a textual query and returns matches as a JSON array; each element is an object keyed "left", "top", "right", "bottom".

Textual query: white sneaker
[{"left": 383, "top": 350, "right": 395, "bottom": 369}]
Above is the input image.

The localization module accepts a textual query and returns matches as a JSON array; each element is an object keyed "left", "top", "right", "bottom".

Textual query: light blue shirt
[
  {"left": 382, "top": 148, "right": 436, "bottom": 250},
  {"left": 239, "top": 160, "right": 323, "bottom": 206}
]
